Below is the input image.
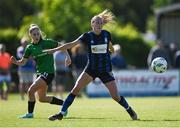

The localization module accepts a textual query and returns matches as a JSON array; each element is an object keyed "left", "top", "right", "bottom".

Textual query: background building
[{"left": 156, "top": 3, "right": 180, "bottom": 46}]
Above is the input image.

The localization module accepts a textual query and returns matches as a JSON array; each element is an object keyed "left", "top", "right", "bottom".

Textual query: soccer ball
[{"left": 151, "top": 57, "right": 167, "bottom": 73}]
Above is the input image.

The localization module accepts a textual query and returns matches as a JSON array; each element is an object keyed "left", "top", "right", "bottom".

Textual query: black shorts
[
  {"left": 84, "top": 68, "right": 115, "bottom": 84},
  {"left": 37, "top": 72, "right": 54, "bottom": 85}
]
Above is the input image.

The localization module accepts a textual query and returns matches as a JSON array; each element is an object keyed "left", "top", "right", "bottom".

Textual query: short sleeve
[
  {"left": 23, "top": 45, "right": 31, "bottom": 59},
  {"left": 78, "top": 33, "right": 90, "bottom": 43},
  {"left": 46, "top": 39, "right": 58, "bottom": 49}
]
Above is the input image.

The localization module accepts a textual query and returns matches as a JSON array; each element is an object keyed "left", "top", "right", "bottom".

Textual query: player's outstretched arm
[
  {"left": 44, "top": 39, "right": 80, "bottom": 54},
  {"left": 10, "top": 56, "right": 28, "bottom": 66}
]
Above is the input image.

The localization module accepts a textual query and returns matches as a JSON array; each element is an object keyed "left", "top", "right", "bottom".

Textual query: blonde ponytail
[{"left": 91, "top": 9, "right": 115, "bottom": 25}]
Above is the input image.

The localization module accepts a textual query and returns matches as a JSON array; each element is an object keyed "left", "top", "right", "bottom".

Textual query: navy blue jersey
[{"left": 78, "top": 30, "right": 112, "bottom": 72}]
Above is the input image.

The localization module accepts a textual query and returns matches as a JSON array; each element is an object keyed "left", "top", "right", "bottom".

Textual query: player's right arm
[
  {"left": 44, "top": 39, "right": 81, "bottom": 54},
  {"left": 11, "top": 44, "right": 32, "bottom": 66},
  {"left": 10, "top": 56, "right": 28, "bottom": 66}
]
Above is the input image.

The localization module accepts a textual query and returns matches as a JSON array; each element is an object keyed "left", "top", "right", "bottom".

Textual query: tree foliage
[
  {"left": 18, "top": 0, "right": 104, "bottom": 41},
  {"left": 0, "top": 0, "right": 37, "bottom": 28},
  {"left": 2, "top": 0, "right": 177, "bottom": 67},
  {"left": 106, "top": 23, "right": 150, "bottom": 67},
  {"left": 152, "top": 0, "right": 180, "bottom": 8}
]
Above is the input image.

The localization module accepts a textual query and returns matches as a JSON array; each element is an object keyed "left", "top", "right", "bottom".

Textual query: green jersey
[{"left": 23, "top": 39, "right": 58, "bottom": 74}]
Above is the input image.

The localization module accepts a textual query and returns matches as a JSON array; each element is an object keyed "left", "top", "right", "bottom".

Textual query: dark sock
[
  {"left": 61, "top": 93, "right": 76, "bottom": 115},
  {"left": 118, "top": 96, "right": 129, "bottom": 109},
  {"left": 28, "top": 101, "right": 35, "bottom": 113},
  {"left": 50, "top": 97, "right": 64, "bottom": 105}
]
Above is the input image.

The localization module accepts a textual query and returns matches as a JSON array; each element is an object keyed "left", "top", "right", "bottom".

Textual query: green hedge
[
  {"left": 107, "top": 23, "right": 150, "bottom": 68},
  {"left": 0, "top": 24, "right": 151, "bottom": 68}
]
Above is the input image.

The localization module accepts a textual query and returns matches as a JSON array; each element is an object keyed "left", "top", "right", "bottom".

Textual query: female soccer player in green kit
[{"left": 11, "top": 24, "right": 71, "bottom": 118}]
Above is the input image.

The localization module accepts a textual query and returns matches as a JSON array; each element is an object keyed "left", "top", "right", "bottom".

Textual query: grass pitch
[{"left": 0, "top": 94, "right": 180, "bottom": 128}]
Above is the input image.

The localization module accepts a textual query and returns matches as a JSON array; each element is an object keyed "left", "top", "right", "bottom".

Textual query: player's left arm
[{"left": 109, "top": 41, "right": 114, "bottom": 53}]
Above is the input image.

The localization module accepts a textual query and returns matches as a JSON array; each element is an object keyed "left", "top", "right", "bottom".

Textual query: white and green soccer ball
[{"left": 151, "top": 57, "right": 167, "bottom": 73}]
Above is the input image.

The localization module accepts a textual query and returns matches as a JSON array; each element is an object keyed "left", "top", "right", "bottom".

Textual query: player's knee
[{"left": 27, "top": 85, "right": 36, "bottom": 95}]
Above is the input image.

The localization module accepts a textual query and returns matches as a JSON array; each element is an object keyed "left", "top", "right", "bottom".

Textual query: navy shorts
[
  {"left": 37, "top": 72, "right": 54, "bottom": 85},
  {"left": 85, "top": 68, "right": 115, "bottom": 84}
]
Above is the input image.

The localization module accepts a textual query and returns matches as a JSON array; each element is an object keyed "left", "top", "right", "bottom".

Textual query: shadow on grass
[
  {"left": 32, "top": 117, "right": 107, "bottom": 120},
  {"left": 32, "top": 117, "right": 180, "bottom": 122},
  {"left": 64, "top": 117, "right": 108, "bottom": 120},
  {"left": 138, "top": 119, "right": 180, "bottom": 122}
]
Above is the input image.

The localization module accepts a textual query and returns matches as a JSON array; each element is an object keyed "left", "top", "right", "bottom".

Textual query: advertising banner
[{"left": 86, "top": 70, "right": 180, "bottom": 97}]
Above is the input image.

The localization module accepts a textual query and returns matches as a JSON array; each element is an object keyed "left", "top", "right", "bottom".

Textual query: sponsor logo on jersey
[
  {"left": 33, "top": 52, "right": 48, "bottom": 59},
  {"left": 91, "top": 44, "right": 107, "bottom": 54}
]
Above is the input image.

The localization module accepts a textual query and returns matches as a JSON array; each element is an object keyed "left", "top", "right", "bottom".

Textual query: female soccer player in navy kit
[{"left": 45, "top": 10, "right": 138, "bottom": 121}]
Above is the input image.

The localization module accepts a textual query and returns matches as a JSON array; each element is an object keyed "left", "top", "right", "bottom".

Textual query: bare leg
[
  {"left": 48, "top": 72, "right": 93, "bottom": 121},
  {"left": 28, "top": 79, "right": 42, "bottom": 101},
  {"left": 71, "top": 72, "right": 93, "bottom": 95},
  {"left": 105, "top": 80, "right": 121, "bottom": 102},
  {"left": 36, "top": 79, "right": 52, "bottom": 103},
  {"left": 105, "top": 81, "right": 138, "bottom": 120}
]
